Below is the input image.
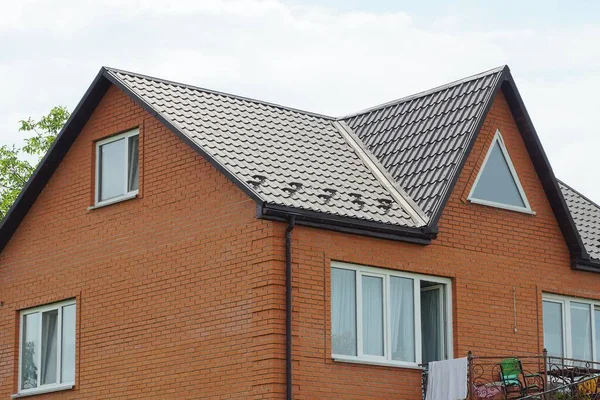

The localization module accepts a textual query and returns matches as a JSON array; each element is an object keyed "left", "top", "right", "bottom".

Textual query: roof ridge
[
  {"left": 333, "top": 121, "right": 429, "bottom": 226},
  {"left": 339, "top": 65, "right": 508, "bottom": 120},
  {"left": 559, "top": 179, "right": 600, "bottom": 214},
  {"left": 103, "top": 66, "right": 335, "bottom": 121}
]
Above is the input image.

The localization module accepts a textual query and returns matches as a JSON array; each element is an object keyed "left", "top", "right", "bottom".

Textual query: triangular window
[{"left": 468, "top": 130, "right": 533, "bottom": 213}]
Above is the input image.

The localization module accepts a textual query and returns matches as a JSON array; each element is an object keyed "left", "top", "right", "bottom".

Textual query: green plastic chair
[{"left": 499, "top": 358, "right": 541, "bottom": 397}]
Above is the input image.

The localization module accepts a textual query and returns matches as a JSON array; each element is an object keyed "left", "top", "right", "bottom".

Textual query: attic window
[
  {"left": 468, "top": 130, "right": 533, "bottom": 214},
  {"left": 95, "top": 129, "right": 139, "bottom": 206}
]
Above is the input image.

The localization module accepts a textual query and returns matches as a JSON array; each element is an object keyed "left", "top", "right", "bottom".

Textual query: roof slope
[
  {"left": 342, "top": 67, "right": 505, "bottom": 218},
  {"left": 559, "top": 181, "right": 600, "bottom": 261},
  {"left": 107, "top": 69, "right": 425, "bottom": 228}
]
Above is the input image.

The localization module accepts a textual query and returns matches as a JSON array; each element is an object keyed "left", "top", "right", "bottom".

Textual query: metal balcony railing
[{"left": 422, "top": 350, "right": 600, "bottom": 400}]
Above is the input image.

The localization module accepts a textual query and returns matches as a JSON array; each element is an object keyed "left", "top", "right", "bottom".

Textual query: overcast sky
[{"left": 1, "top": 0, "right": 599, "bottom": 201}]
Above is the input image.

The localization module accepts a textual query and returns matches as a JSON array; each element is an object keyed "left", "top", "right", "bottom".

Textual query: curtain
[
  {"left": 390, "top": 277, "right": 414, "bottom": 362},
  {"left": 571, "top": 302, "right": 592, "bottom": 361},
  {"left": 128, "top": 135, "right": 139, "bottom": 192},
  {"left": 41, "top": 310, "right": 58, "bottom": 385},
  {"left": 61, "top": 305, "right": 76, "bottom": 383},
  {"left": 421, "top": 288, "right": 441, "bottom": 364},
  {"left": 595, "top": 309, "right": 600, "bottom": 362},
  {"left": 543, "top": 301, "right": 564, "bottom": 357},
  {"left": 331, "top": 268, "right": 356, "bottom": 356},
  {"left": 362, "top": 276, "right": 384, "bottom": 356}
]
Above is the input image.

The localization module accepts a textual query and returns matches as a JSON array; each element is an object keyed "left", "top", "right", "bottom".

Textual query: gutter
[
  {"left": 573, "top": 256, "right": 600, "bottom": 273},
  {"left": 259, "top": 204, "right": 436, "bottom": 245},
  {"left": 285, "top": 216, "right": 295, "bottom": 400}
]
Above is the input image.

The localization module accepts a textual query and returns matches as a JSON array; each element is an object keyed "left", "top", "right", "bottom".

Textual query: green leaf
[{"left": 0, "top": 106, "right": 69, "bottom": 218}]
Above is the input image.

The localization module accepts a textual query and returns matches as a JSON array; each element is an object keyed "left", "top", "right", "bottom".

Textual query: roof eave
[
  {"left": 0, "top": 68, "right": 112, "bottom": 253},
  {"left": 259, "top": 203, "right": 437, "bottom": 245},
  {"left": 573, "top": 256, "right": 600, "bottom": 273},
  {"left": 501, "top": 71, "right": 590, "bottom": 261}
]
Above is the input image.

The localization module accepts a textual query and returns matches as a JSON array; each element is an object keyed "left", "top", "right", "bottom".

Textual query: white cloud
[{"left": 0, "top": 0, "right": 598, "bottom": 201}]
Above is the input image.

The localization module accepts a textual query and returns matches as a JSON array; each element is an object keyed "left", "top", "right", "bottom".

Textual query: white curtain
[
  {"left": 571, "top": 302, "right": 592, "bottom": 361},
  {"left": 421, "top": 288, "right": 441, "bottom": 364},
  {"left": 41, "top": 310, "right": 58, "bottom": 385},
  {"left": 362, "top": 276, "right": 384, "bottom": 356},
  {"left": 331, "top": 268, "right": 356, "bottom": 356},
  {"left": 61, "top": 305, "right": 76, "bottom": 383},
  {"left": 128, "top": 135, "right": 139, "bottom": 192},
  {"left": 543, "top": 301, "right": 564, "bottom": 357},
  {"left": 390, "top": 277, "right": 414, "bottom": 362}
]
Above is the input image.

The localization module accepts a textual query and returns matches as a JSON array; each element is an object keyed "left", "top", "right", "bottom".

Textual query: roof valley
[{"left": 333, "top": 120, "right": 429, "bottom": 227}]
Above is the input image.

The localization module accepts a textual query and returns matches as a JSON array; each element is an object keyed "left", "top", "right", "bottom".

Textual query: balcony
[{"left": 422, "top": 350, "right": 600, "bottom": 399}]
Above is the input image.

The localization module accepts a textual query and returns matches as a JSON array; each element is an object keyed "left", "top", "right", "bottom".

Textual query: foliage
[
  {"left": 0, "top": 106, "right": 70, "bottom": 218},
  {"left": 22, "top": 341, "right": 37, "bottom": 389}
]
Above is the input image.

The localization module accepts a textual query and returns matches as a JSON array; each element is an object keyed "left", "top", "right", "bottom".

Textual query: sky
[{"left": 1, "top": 0, "right": 599, "bottom": 201}]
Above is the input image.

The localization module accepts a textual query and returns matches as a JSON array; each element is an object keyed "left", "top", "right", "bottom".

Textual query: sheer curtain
[
  {"left": 421, "top": 288, "right": 441, "bottom": 364},
  {"left": 61, "top": 305, "right": 76, "bottom": 383},
  {"left": 362, "top": 276, "right": 384, "bottom": 356},
  {"left": 128, "top": 135, "right": 139, "bottom": 192},
  {"left": 543, "top": 301, "right": 564, "bottom": 357},
  {"left": 571, "top": 302, "right": 592, "bottom": 361},
  {"left": 595, "top": 308, "right": 600, "bottom": 362},
  {"left": 331, "top": 268, "right": 356, "bottom": 356},
  {"left": 390, "top": 277, "right": 414, "bottom": 362},
  {"left": 41, "top": 310, "right": 58, "bottom": 385}
]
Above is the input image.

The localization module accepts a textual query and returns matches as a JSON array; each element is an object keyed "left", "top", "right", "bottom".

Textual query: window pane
[
  {"left": 21, "top": 313, "right": 40, "bottom": 390},
  {"left": 61, "top": 305, "right": 76, "bottom": 383},
  {"left": 362, "top": 276, "right": 384, "bottom": 356},
  {"left": 471, "top": 141, "right": 526, "bottom": 207},
  {"left": 421, "top": 287, "right": 443, "bottom": 363},
  {"left": 331, "top": 268, "right": 356, "bottom": 356},
  {"left": 571, "top": 302, "right": 592, "bottom": 360},
  {"left": 390, "top": 276, "right": 414, "bottom": 362},
  {"left": 127, "top": 135, "right": 139, "bottom": 192},
  {"left": 99, "top": 138, "right": 126, "bottom": 201},
  {"left": 41, "top": 310, "right": 58, "bottom": 385},
  {"left": 543, "top": 301, "right": 564, "bottom": 357}
]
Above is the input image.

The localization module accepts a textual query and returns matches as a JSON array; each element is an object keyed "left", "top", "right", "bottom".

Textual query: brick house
[{"left": 1, "top": 65, "right": 599, "bottom": 399}]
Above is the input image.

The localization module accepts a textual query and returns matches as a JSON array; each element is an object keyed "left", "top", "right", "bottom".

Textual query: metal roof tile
[
  {"left": 345, "top": 67, "right": 504, "bottom": 216},
  {"left": 560, "top": 181, "right": 600, "bottom": 261},
  {"left": 107, "top": 68, "right": 425, "bottom": 228}
]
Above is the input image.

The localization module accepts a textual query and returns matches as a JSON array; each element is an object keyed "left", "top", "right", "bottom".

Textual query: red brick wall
[
  {"left": 1, "top": 85, "right": 598, "bottom": 400},
  {"left": 0, "top": 85, "right": 285, "bottom": 399}
]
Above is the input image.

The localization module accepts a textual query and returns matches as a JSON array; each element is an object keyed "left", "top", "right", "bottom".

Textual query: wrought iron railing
[{"left": 422, "top": 350, "right": 600, "bottom": 400}]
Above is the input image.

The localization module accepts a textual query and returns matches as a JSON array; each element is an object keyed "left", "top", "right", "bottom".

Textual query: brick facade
[{"left": 0, "top": 85, "right": 596, "bottom": 399}]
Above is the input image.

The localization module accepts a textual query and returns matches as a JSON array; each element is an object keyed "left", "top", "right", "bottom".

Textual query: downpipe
[{"left": 285, "top": 216, "right": 295, "bottom": 400}]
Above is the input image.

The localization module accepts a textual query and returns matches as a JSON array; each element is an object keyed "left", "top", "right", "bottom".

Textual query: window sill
[
  {"left": 12, "top": 384, "right": 73, "bottom": 398},
  {"left": 468, "top": 198, "right": 536, "bottom": 215},
  {"left": 88, "top": 191, "right": 138, "bottom": 210},
  {"left": 332, "top": 355, "right": 423, "bottom": 370}
]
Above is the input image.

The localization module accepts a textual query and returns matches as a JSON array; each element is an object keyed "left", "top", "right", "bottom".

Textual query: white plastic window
[
  {"left": 95, "top": 129, "right": 139, "bottom": 205},
  {"left": 19, "top": 300, "right": 76, "bottom": 395}
]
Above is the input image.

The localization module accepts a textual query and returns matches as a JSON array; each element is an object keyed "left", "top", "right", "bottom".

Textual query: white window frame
[
  {"left": 17, "top": 299, "right": 76, "bottom": 397},
  {"left": 331, "top": 261, "right": 453, "bottom": 368},
  {"left": 542, "top": 293, "right": 600, "bottom": 361},
  {"left": 467, "top": 129, "right": 534, "bottom": 215},
  {"left": 94, "top": 128, "right": 139, "bottom": 207}
]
